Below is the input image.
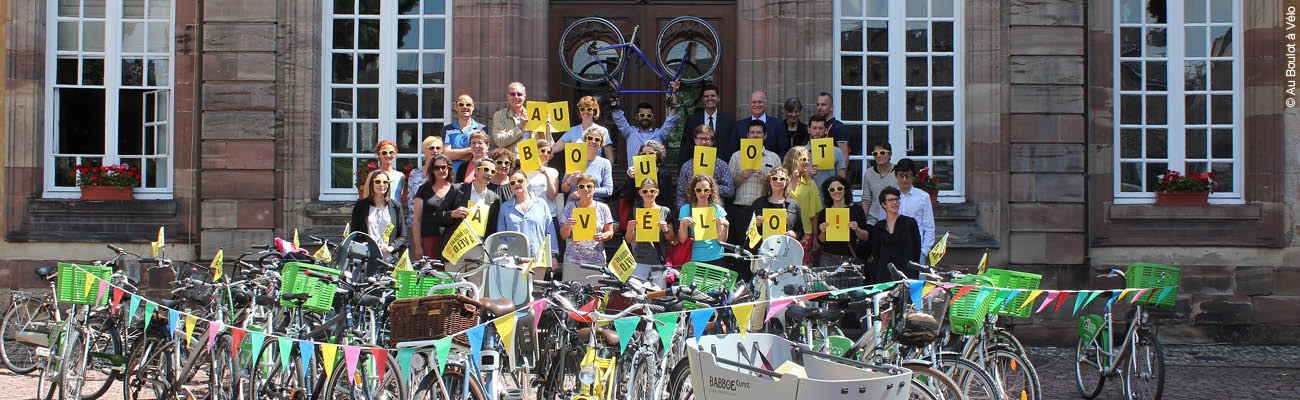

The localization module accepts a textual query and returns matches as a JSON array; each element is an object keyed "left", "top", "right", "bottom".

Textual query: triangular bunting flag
[
  {"left": 613, "top": 317, "right": 639, "bottom": 354},
  {"left": 1034, "top": 291, "right": 1059, "bottom": 314},
  {"left": 1019, "top": 290, "right": 1045, "bottom": 311},
  {"left": 948, "top": 286, "right": 975, "bottom": 306},
  {"left": 920, "top": 283, "right": 937, "bottom": 299},
  {"left": 111, "top": 288, "right": 124, "bottom": 312},
  {"left": 369, "top": 348, "right": 388, "bottom": 382},
  {"left": 1130, "top": 288, "right": 1151, "bottom": 304},
  {"left": 989, "top": 290, "right": 1010, "bottom": 313},
  {"left": 654, "top": 313, "right": 680, "bottom": 352},
  {"left": 151, "top": 226, "right": 165, "bottom": 257},
  {"left": 999, "top": 290, "right": 1022, "bottom": 312},
  {"left": 320, "top": 343, "right": 338, "bottom": 380},
  {"left": 433, "top": 337, "right": 452, "bottom": 375},
  {"left": 343, "top": 346, "right": 361, "bottom": 384},
  {"left": 909, "top": 281, "right": 925, "bottom": 306},
  {"left": 313, "top": 245, "right": 333, "bottom": 264},
  {"left": 1154, "top": 287, "right": 1175, "bottom": 305},
  {"left": 393, "top": 249, "right": 411, "bottom": 273},
  {"left": 765, "top": 298, "right": 794, "bottom": 322},
  {"left": 567, "top": 298, "right": 598, "bottom": 323},
  {"left": 831, "top": 286, "right": 864, "bottom": 296},
  {"left": 84, "top": 272, "right": 96, "bottom": 297},
  {"left": 248, "top": 332, "right": 266, "bottom": 365},
  {"left": 494, "top": 313, "right": 517, "bottom": 358},
  {"left": 397, "top": 348, "right": 415, "bottom": 382},
  {"left": 206, "top": 321, "right": 222, "bottom": 353},
  {"left": 278, "top": 337, "right": 293, "bottom": 371},
  {"left": 690, "top": 309, "right": 715, "bottom": 342},
  {"left": 1115, "top": 289, "right": 1132, "bottom": 303},
  {"left": 530, "top": 300, "right": 548, "bottom": 334},
  {"left": 142, "top": 301, "right": 156, "bottom": 332},
  {"left": 732, "top": 304, "right": 755, "bottom": 337},
  {"left": 167, "top": 309, "right": 180, "bottom": 340},
  {"left": 927, "top": 283, "right": 955, "bottom": 299},
  {"left": 184, "top": 315, "right": 198, "bottom": 347},
  {"left": 127, "top": 295, "right": 142, "bottom": 325},
  {"left": 972, "top": 289, "right": 993, "bottom": 311},
  {"left": 298, "top": 340, "right": 315, "bottom": 382},
  {"left": 977, "top": 251, "right": 988, "bottom": 274},
  {"left": 746, "top": 213, "right": 762, "bottom": 247},
  {"left": 1055, "top": 291, "right": 1072, "bottom": 313},
  {"left": 466, "top": 324, "right": 485, "bottom": 364},
  {"left": 1073, "top": 291, "right": 1091, "bottom": 315},
  {"left": 230, "top": 328, "right": 247, "bottom": 362},
  {"left": 1104, "top": 290, "right": 1123, "bottom": 309},
  {"left": 96, "top": 280, "right": 109, "bottom": 305},
  {"left": 802, "top": 292, "right": 829, "bottom": 301},
  {"left": 293, "top": 229, "right": 301, "bottom": 249}
]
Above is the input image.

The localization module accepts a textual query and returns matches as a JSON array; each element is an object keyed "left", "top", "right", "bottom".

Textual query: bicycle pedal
[{"left": 503, "top": 389, "right": 524, "bottom": 400}]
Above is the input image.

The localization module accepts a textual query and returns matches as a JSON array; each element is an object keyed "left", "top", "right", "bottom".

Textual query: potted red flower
[
  {"left": 1155, "top": 170, "right": 1214, "bottom": 206},
  {"left": 75, "top": 163, "right": 141, "bottom": 200},
  {"left": 355, "top": 162, "right": 380, "bottom": 198},
  {"left": 914, "top": 167, "right": 941, "bottom": 206}
]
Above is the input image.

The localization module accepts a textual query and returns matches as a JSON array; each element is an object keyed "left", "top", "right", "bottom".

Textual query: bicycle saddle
[
  {"left": 784, "top": 304, "right": 844, "bottom": 322},
  {"left": 576, "top": 327, "right": 621, "bottom": 347},
  {"left": 476, "top": 297, "right": 517, "bottom": 318},
  {"left": 35, "top": 266, "right": 57, "bottom": 280},
  {"left": 281, "top": 292, "right": 312, "bottom": 305}
]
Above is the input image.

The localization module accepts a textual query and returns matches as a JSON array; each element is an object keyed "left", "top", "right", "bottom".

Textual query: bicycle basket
[
  {"left": 1126, "top": 263, "right": 1181, "bottom": 308},
  {"left": 809, "top": 266, "right": 865, "bottom": 292},
  {"left": 280, "top": 262, "right": 340, "bottom": 312},
  {"left": 679, "top": 262, "right": 737, "bottom": 310},
  {"left": 394, "top": 270, "right": 455, "bottom": 299},
  {"left": 982, "top": 268, "right": 1042, "bottom": 318},
  {"left": 175, "top": 261, "right": 216, "bottom": 300},
  {"left": 56, "top": 263, "right": 113, "bottom": 305},
  {"left": 947, "top": 274, "right": 996, "bottom": 336},
  {"left": 388, "top": 294, "right": 477, "bottom": 346}
]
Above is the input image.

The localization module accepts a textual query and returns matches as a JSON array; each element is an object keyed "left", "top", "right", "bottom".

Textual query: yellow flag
[
  {"left": 691, "top": 207, "right": 717, "bottom": 241},
  {"left": 522, "top": 236, "right": 550, "bottom": 281},
  {"left": 977, "top": 251, "right": 989, "bottom": 275},
  {"left": 84, "top": 271, "right": 96, "bottom": 297},
  {"left": 572, "top": 208, "right": 596, "bottom": 241},
  {"left": 826, "top": 208, "right": 850, "bottom": 242},
  {"left": 632, "top": 153, "right": 657, "bottom": 186},
  {"left": 320, "top": 343, "right": 338, "bottom": 380},
  {"left": 292, "top": 229, "right": 300, "bottom": 249},
  {"left": 494, "top": 312, "right": 517, "bottom": 358},
  {"left": 393, "top": 249, "right": 411, "bottom": 274},
  {"left": 524, "top": 101, "right": 548, "bottom": 132},
  {"left": 211, "top": 249, "right": 224, "bottom": 281},
  {"left": 547, "top": 101, "right": 571, "bottom": 133},
  {"left": 608, "top": 242, "right": 636, "bottom": 283},
  {"left": 739, "top": 139, "right": 763, "bottom": 171},
  {"left": 810, "top": 138, "right": 836, "bottom": 170},
  {"left": 150, "top": 226, "right": 165, "bottom": 257},
  {"left": 746, "top": 213, "right": 762, "bottom": 247},
  {"left": 341, "top": 222, "right": 351, "bottom": 239},
  {"left": 732, "top": 303, "right": 756, "bottom": 337},
  {"left": 442, "top": 220, "right": 482, "bottom": 264},
  {"left": 466, "top": 202, "right": 491, "bottom": 237},
  {"left": 184, "top": 315, "right": 197, "bottom": 347},
  {"left": 517, "top": 139, "right": 541, "bottom": 171},
  {"left": 313, "top": 245, "right": 333, "bottom": 264},
  {"left": 634, "top": 208, "right": 659, "bottom": 243},
  {"left": 1018, "top": 290, "right": 1045, "bottom": 311},
  {"left": 564, "top": 142, "right": 588, "bottom": 174},
  {"left": 928, "top": 232, "right": 949, "bottom": 266},
  {"left": 693, "top": 146, "right": 717, "bottom": 177},
  {"left": 761, "top": 208, "right": 785, "bottom": 238}
]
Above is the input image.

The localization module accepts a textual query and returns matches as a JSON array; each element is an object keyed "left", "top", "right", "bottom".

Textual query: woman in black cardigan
[
  {"left": 866, "top": 186, "right": 921, "bottom": 284},
  {"left": 350, "top": 169, "right": 407, "bottom": 258}
]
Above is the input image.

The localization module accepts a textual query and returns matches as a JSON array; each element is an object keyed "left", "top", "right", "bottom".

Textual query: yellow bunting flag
[
  {"left": 184, "top": 315, "right": 198, "bottom": 347},
  {"left": 572, "top": 208, "right": 596, "bottom": 241},
  {"left": 494, "top": 313, "right": 517, "bottom": 357},
  {"left": 382, "top": 222, "right": 395, "bottom": 243},
  {"left": 313, "top": 245, "right": 333, "bottom": 264},
  {"left": 762, "top": 208, "right": 786, "bottom": 238},
  {"left": 633, "top": 153, "right": 657, "bottom": 186},
  {"left": 517, "top": 138, "right": 541, "bottom": 171},
  {"left": 811, "top": 138, "right": 836, "bottom": 170},
  {"left": 739, "top": 139, "right": 763, "bottom": 171},
  {"left": 1019, "top": 290, "right": 1045, "bottom": 311},
  {"left": 691, "top": 207, "right": 717, "bottom": 241},
  {"left": 826, "top": 208, "right": 850, "bottom": 242},
  {"left": 746, "top": 213, "right": 762, "bottom": 247},
  {"left": 634, "top": 208, "right": 660, "bottom": 243},
  {"left": 465, "top": 202, "right": 491, "bottom": 237},
  {"left": 732, "top": 303, "right": 756, "bottom": 337},
  {"left": 292, "top": 229, "right": 300, "bottom": 249},
  {"left": 442, "top": 220, "right": 482, "bottom": 264},
  {"left": 341, "top": 222, "right": 351, "bottom": 239},
  {"left": 150, "top": 226, "right": 165, "bottom": 257},
  {"left": 320, "top": 343, "right": 338, "bottom": 380},
  {"left": 928, "top": 232, "right": 950, "bottom": 266},
  {"left": 978, "top": 251, "right": 989, "bottom": 275},
  {"left": 564, "top": 142, "right": 588, "bottom": 174},
  {"left": 393, "top": 249, "right": 411, "bottom": 274},
  {"left": 693, "top": 146, "right": 717, "bottom": 178},
  {"left": 608, "top": 242, "right": 636, "bottom": 283},
  {"left": 921, "top": 283, "right": 937, "bottom": 298},
  {"left": 211, "top": 249, "right": 224, "bottom": 281},
  {"left": 84, "top": 272, "right": 96, "bottom": 297}
]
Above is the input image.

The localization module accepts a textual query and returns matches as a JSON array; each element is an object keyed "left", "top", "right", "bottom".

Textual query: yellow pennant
[
  {"left": 83, "top": 271, "right": 96, "bottom": 297},
  {"left": 150, "top": 226, "right": 165, "bottom": 257},
  {"left": 292, "top": 229, "right": 301, "bottom": 249},
  {"left": 607, "top": 242, "right": 636, "bottom": 283},
  {"left": 320, "top": 343, "right": 338, "bottom": 380},
  {"left": 928, "top": 232, "right": 950, "bottom": 266},
  {"left": 921, "top": 283, "right": 937, "bottom": 298},
  {"left": 746, "top": 214, "right": 762, "bottom": 247},
  {"left": 211, "top": 249, "right": 224, "bottom": 281},
  {"left": 465, "top": 202, "right": 491, "bottom": 237},
  {"left": 184, "top": 315, "right": 198, "bottom": 347},
  {"left": 732, "top": 303, "right": 756, "bottom": 337},
  {"left": 1116, "top": 288, "right": 1132, "bottom": 302},
  {"left": 978, "top": 251, "right": 989, "bottom": 275},
  {"left": 313, "top": 245, "right": 333, "bottom": 264},
  {"left": 341, "top": 222, "right": 351, "bottom": 239},
  {"left": 441, "top": 220, "right": 482, "bottom": 264},
  {"left": 393, "top": 249, "right": 412, "bottom": 274},
  {"left": 494, "top": 313, "right": 517, "bottom": 358},
  {"left": 1018, "top": 290, "right": 1045, "bottom": 311},
  {"left": 523, "top": 237, "right": 550, "bottom": 281}
]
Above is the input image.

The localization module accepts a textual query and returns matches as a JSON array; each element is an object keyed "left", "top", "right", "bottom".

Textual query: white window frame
[
  {"left": 43, "top": 0, "right": 176, "bottom": 199},
  {"left": 833, "top": 0, "right": 965, "bottom": 204},
  {"left": 1112, "top": 0, "right": 1244, "bottom": 204},
  {"left": 319, "top": 0, "right": 453, "bottom": 201}
]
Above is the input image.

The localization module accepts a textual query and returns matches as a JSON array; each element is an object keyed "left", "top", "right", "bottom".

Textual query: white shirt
[
  {"left": 468, "top": 184, "right": 490, "bottom": 206},
  {"left": 873, "top": 187, "right": 935, "bottom": 259},
  {"left": 366, "top": 205, "right": 393, "bottom": 250},
  {"left": 703, "top": 110, "right": 718, "bottom": 130}
]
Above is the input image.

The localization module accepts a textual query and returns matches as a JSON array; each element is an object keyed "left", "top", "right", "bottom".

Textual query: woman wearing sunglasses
[
  {"left": 782, "top": 146, "right": 823, "bottom": 256},
  {"left": 350, "top": 169, "right": 407, "bottom": 258},
  {"left": 529, "top": 138, "right": 563, "bottom": 218},
  {"left": 624, "top": 177, "right": 675, "bottom": 287},
  {"left": 619, "top": 140, "right": 675, "bottom": 227},
  {"left": 556, "top": 96, "right": 614, "bottom": 162},
  {"left": 498, "top": 169, "right": 559, "bottom": 268},
  {"left": 861, "top": 142, "right": 897, "bottom": 224},
  {"left": 410, "top": 154, "right": 456, "bottom": 260},
  {"left": 404, "top": 135, "right": 444, "bottom": 229},
  {"left": 560, "top": 126, "right": 614, "bottom": 202},
  {"left": 559, "top": 174, "right": 615, "bottom": 283},
  {"left": 678, "top": 175, "right": 732, "bottom": 271},
  {"left": 813, "top": 175, "right": 871, "bottom": 268},
  {"left": 361, "top": 140, "right": 406, "bottom": 205},
  {"left": 486, "top": 148, "right": 517, "bottom": 200}
]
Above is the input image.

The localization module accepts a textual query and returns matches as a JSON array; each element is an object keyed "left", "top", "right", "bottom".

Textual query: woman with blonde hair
[
  {"left": 350, "top": 169, "right": 406, "bottom": 257},
  {"left": 557, "top": 95, "right": 614, "bottom": 161},
  {"left": 404, "top": 135, "right": 443, "bottom": 228},
  {"left": 677, "top": 174, "right": 732, "bottom": 273},
  {"left": 782, "top": 146, "right": 822, "bottom": 254},
  {"left": 748, "top": 166, "right": 803, "bottom": 247}
]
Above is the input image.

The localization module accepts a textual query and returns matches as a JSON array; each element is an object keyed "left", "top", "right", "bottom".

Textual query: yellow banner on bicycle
[
  {"left": 442, "top": 220, "right": 482, "bottom": 264},
  {"left": 608, "top": 242, "right": 636, "bottom": 283}
]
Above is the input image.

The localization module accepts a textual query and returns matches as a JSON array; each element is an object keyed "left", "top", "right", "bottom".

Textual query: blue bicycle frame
[{"left": 592, "top": 39, "right": 685, "bottom": 95}]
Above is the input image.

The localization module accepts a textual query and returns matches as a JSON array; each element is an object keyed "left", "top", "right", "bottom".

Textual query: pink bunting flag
[
  {"left": 1129, "top": 288, "right": 1150, "bottom": 304},
  {"left": 111, "top": 288, "right": 125, "bottom": 312},
  {"left": 369, "top": 348, "right": 388, "bottom": 381},
  {"left": 230, "top": 328, "right": 247, "bottom": 361},
  {"left": 206, "top": 321, "right": 223, "bottom": 353},
  {"left": 530, "top": 299, "right": 548, "bottom": 334},
  {"left": 1034, "top": 291, "right": 1059, "bottom": 314},
  {"left": 96, "top": 280, "right": 109, "bottom": 305},
  {"left": 1055, "top": 291, "right": 1072, "bottom": 312},
  {"left": 765, "top": 298, "right": 794, "bottom": 322},
  {"left": 344, "top": 346, "right": 362, "bottom": 384},
  {"left": 925, "top": 283, "right": 955, "bottom": 299}
]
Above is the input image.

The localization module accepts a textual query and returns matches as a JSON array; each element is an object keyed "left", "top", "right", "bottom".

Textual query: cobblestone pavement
[{"left": 2, "top": 345, "right": 1297, "bottom": 399}]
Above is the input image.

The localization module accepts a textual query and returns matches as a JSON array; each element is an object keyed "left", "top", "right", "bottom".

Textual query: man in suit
[
  {"left": 729, "top": 90, "right": 789, "bottom": 161},
  {"left": 681, "top": 83, "right": 734, "bottom": 166}
]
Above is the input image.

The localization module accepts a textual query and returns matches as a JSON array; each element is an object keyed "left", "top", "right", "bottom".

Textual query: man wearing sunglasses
[
  {"left": 610, "top": 81, "right": 681, "bottom": 168},
  {"left": 681, "top": 83, "right": 735, "bottom": 166},
  {"left": 443, "top": 93, "right": 486, "bottom": 181},
  {"left": 808, "top": 115, "right": 848, "bottom": 188},
  {"left": 490, "top": 81, "right": 536, "bottom": 153},
  {"left": 815, "top": 92, "right": 851, "bottom": 157}
]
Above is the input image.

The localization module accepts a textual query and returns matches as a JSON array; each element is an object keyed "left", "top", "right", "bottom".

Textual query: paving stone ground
[{"left": 2, "top": 345, "right": 1297, "bottom": 399}]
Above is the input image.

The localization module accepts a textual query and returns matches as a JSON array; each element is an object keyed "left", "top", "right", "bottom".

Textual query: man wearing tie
[
  {"left": 729, "top": 91, "right": 789, "bottom": 161},
  {"left": 681, "top": 83, "right": 735, "bottom": 166}
]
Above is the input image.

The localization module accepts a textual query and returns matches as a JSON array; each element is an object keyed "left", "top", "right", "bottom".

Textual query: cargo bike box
[{"left": 685, "top": 333, "right": 912, "bottom": 400}]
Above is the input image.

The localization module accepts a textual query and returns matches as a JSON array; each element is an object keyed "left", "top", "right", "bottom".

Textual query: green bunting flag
[
  {"left": 127, "top": 295, "right": 142, "bottom": 326},
  {"left": 278, "top": 337, "right": 294, "bottom": 371},
  {"left": 397, "top": 348, "right": 415, "bottom": 382},
  {"left": 142, "top": 301, "right": 157, "bottom": 332},
  {"left": 433, "top": 337, "right": 452, "bottom": 376},
  {"left": 1154, "top": 286, "right": 1175, "bottom": 304},
  {"left": 248, "top": 332, "right": 267, "bottom": 365},
  {"left": 613, "top": 317, "right": 639, "bottom": 354},
  {"left": 1073, "top": 291, "right": 1090, "bottom": 315},
  {"left": 654, "top": 313, "right": 680, "bottom": 352}
]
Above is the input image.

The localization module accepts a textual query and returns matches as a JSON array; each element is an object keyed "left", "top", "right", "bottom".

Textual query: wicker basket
[{"left": 388, "top": 294, "right": 479, "bottom": 346}]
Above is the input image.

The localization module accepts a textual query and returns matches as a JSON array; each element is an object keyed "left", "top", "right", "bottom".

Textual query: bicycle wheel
[
  {"left": 1124, "top": 329, "right": 1164, "bottom": 400},
  {"left": 559, "top": 17, "right": 626, "bottom": 84},
  {"left": 61, "top": 320, "right": 121, "bottom": 400},
  {"left": 655, "top": 16, "right": 721, "bottom": 83},
  {"left": 936, "top": 355, "right": 1004, "bottom": 400},
  {"left": 666, "top": 357, "right": 694, "bottom": 400},
  {"left": 908, "top": 378, "right": 943, "bottom": 400},
  {"left": 902, "top": 362, "right": 966, "bottom": 400},
  {"left": 982, "top": 347, "right": 1041, "bottom": 400},
  {"left": 122, "top": 336, "right": 172, "bottom": 400},
  {"left": 1074, "top": 332, "right": 1107, "bottom": 399},
  {"left": 324, "top": 350, "right": 407, "bottom": 400},
  {"left": 990, "top": 328, "right": 1030, "bottom": 358},
  {"left": 1, "top": 297, "right": 53, "bottom": 374},
  {"left": 247, "top": 337, "right": 313, "bottom": 400}
]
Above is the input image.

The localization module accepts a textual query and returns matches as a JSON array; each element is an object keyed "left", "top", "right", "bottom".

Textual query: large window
[
  {"left": 45, "top": 0, "right": 174, "bottom": 198},
  {"left": 321, "top": 0, "right": 451, "bottom": 200},
  {"left": 835, "top": 0, "right": 963, "bottom": 202},
  {"left": 1114, "top": 0, "right": 1242, "bottom": 203}
]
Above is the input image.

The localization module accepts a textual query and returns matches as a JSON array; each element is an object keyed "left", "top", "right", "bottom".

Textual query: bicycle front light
[{"left": 578, "top": 365, "right": 597, "bottom": 385}]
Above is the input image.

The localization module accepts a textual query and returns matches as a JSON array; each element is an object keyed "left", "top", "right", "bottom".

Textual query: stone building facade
[{"left": 2, "top": 0, "right": 1296, "bottom": 343}]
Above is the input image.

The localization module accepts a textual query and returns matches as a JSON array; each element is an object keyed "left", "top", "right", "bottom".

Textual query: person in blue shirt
[
  {"left": 610, "top": 81, "right": 681, "bottom": 168},
  {"left": 443, "top": 93, "right": 486, "bottom": 181},
  {"left": 560, "top": 127, "right": 614, "bottom": 202},
  {"left": 677, "top": 174, "right": 732, "bottom": 273},
  {"left": 556, "top": 96, "right": 614, "bottom": 162},
  {"left": 497, "top": 169, "right": 560, "bottom": 263},
  {"left": 815, "top": 92, "right": 851, "bottom": 157}
]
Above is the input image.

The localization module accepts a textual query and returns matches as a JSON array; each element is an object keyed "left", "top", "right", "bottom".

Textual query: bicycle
[
  {"left": 559, "top": 16, "right": 721, "bottom": 90},
  {"left": 1075, "top": 264, "right": 1178, "bottom": 400}
]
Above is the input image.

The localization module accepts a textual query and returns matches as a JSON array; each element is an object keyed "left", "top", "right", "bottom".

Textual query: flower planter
[
  {"left": 923, "top": 188, "right": 939, "bottom": 206},
  {"left": 1155, "top": 191, "right": 1209, "bottom": 206},
  {"left": 80, "top": 186, "right": 134, "bottom": 201}
]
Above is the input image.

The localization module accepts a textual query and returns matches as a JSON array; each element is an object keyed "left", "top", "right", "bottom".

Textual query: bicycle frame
[
  {"left": 1088, "top": 304, "right": 1147, "bottom": 377},
  {"left": 591, "top": 26, "right": 680, "bottom": 95}
]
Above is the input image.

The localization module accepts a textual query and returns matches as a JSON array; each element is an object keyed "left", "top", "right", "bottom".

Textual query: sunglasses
[
  {"left": 828, "top": 186, "right": 846, "bottom": 193},
  {"left": 477, "top": 166, "right": 497, "bottom": 175},
  {"left": 433, "top": 165, "right": 450, "bottom": 171},
  {"left": 584, "top": 135, "right": 603, "bottom": 143},
  {"left": 769, "top": 176, "right": 788, "bottom": 183},
  {"left": 799, "top": 156, "right": 810, "bottom": 163},
  {"left": 694, "top": 188, "right": 712, "bottom": 194},
  {"left": 539, "top": 148, "right": 552, "bottom": 154},
  {"left": 884, "top": 197, "right": 901, "bottom": 203},
  {"left": 638, "top": 151, "right": 658, "bottom": 157},
  {"left": 427, "top": 145, "right": 441, "bottom": 151},
  {"left": 640, "top": 188, "right": 659, "bottom": 195},
  {"left": 456, "top": 101, "right": 474, "bottom": 108},
  {"left": 871, "top": 150, "right": 891, "bottom": 157},
  {"left": 578, "top": 107, "right": 597, "bottom": 113},
  {"left": 510, "top": 178, "right": 528, "bottom": 186},
  {"left": 508, "top": 92, "right": 525, "bottom": 98},
  {"left": 577, "top": 183, "right": 595, "bottom": 190},
  {"left": 637, "top": 113, "right": 654, "bottom": 119},
  {"left": 379, "top": 150, "right": 397, "bottom": 156},
  {"left": 372, "top": 179, "right": 390, "bottom": 185},
  {"left": 494, "top": 159, "right": 513, "bottom": 168}
]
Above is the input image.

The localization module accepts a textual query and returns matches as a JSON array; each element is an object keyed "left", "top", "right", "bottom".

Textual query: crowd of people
[{"left": 351, "top": 81, "right": 937, "bottom": 285}]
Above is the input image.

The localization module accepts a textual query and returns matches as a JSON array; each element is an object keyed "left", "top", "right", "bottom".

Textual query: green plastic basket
[
  {"left": 678, "top": 262, "right": 737, "bottom": 310},
  {"left": 280, "top": 262, "right": 340, "bottom": 312},
  {"left": 57, "top": 263, "right": 113, "bottom": 305},
  {"left": 394, "top": 270, "right": 455, "bottom": 299},
  {"left": 1126, "top": 263, "right": 1181, "bottom": 308},
  {"left": 982, "top": 268, "right": 1043, "bottom": 318},
  {"left": 947, "top": 274, "right": 995, "bottom": 336}
]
